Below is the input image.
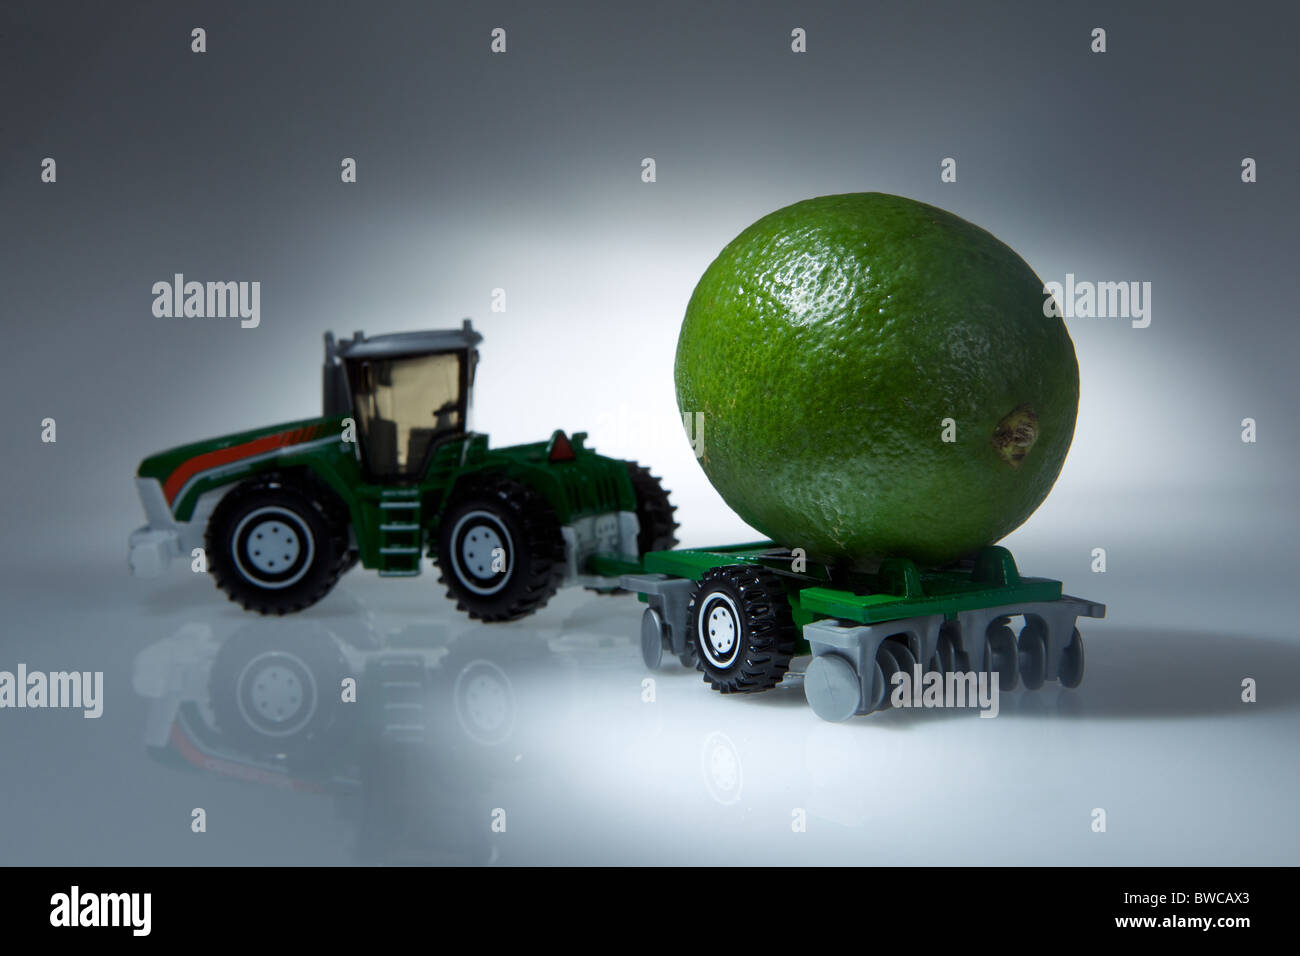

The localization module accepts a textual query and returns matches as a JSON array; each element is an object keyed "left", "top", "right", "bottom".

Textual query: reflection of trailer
[{"left": 621, "top": 543, "right": 1104, "bottom": 722}]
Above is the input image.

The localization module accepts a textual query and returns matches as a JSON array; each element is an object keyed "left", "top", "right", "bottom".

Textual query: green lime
[{"left": 675, "top": 192, "right": 1079, "bottom": 566}]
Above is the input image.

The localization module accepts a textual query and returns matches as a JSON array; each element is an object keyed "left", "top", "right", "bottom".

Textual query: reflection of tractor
[
  {"left": 129, "top": 322, "right": 677, "bottom": 620},
  {"left": 133, "top": 607, "right": 570, "bottom": 864},
  {"left": 134, "top": 612, "right": 564, "bottom": 778}
]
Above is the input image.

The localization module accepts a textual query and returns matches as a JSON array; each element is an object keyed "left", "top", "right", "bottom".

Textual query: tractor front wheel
[{"left": 207, "top": 474, "right": 351, "bottom": 615}]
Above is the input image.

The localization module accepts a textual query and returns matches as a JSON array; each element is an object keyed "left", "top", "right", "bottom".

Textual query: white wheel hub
[
  {"left": 698, "top": 591, "right": 742, "bottom": 668},
  {"left": 245, "top": 519, "right": 301, "bottom": 574},
  {"left": 460, "top": 525, "right": 503, "bottom": 577},
  {"left": 449, "top": 510, "right": 513, "bottom": 596},
  {"left": 232, "top": 506, "right": 315, "bottom": 589}
]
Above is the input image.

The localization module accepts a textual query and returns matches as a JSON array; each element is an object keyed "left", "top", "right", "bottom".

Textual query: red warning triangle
[{"left": 548, "top": 430, "right": 576, "bottom": 462}]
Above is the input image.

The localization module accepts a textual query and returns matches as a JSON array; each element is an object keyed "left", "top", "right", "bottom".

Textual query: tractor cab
[{"left": 323, "top": 321, "right": 482, "bottom": 481}]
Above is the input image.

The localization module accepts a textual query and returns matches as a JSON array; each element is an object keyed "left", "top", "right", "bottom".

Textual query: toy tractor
[{"left": 129, "top": 321, "right": 677, "bottom": 620}]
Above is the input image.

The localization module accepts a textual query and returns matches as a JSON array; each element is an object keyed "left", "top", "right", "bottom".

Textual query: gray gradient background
[{"left": 1, "top": 0, "right": 1297, "bottom": 865}]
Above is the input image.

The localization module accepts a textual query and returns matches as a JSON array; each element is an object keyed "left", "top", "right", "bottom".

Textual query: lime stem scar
[{"left": 993, "top": 403, "right": 1038, "bottom": 467}]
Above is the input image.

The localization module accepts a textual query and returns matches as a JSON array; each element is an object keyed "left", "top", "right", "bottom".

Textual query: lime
[{"left": 675, "top": 192, "right": 1079, "bottom": 566}]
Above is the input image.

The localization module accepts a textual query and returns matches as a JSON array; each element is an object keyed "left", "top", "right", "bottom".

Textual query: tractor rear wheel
[
  {"left": 687, "top": 564, "right": 797, "bottom": 693},
  {"left": 626, "top": 461, "right": 679, "bottom": 555},
  {"left": 436, "top": 476, "right": 566, "bottom": 622},
  {"left": 207, "top": 473, "right": 351, "bottom": 615},
  {"left": 584, "top": 461, "right": 679, "bottom": 596}
]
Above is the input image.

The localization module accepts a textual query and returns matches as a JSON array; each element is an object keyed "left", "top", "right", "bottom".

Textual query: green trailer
[{"left": 620, "top": 543, "right": 1104, "bottom": 721}]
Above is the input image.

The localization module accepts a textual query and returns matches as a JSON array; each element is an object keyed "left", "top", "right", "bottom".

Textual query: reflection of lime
[{"left": 675, "top": 193, "right": 1079, "bottom": 566}]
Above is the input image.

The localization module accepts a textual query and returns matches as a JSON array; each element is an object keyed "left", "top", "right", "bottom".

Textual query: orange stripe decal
[{"left": 163, "top": 427, "right": 314, "bottom": 506}]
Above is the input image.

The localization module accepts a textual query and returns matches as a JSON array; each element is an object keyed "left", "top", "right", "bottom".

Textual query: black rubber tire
[
  {"left": 1059, "top": 627, "right": 1086, "bottom": 689},
  {"left": 984, "top": 622, "right": 1020, "bottom": 692},
  {"left": 206, "top": 473, "right": 351, "bottom": 615},
  {"left": 875, "top": 638, "right": 919, "bottom": 711},
  {"left": 1018, "top": 618, "right": 1049, "bottom": 691},
  {"left": 207, "top": 622, "right": 352, "bottom": 767},
  {"left": 584, "top": 461, "right": 679, "bottom": 596},
  {"left": 930, "top": 621, "right": 967, "bottom": 674},
  {"left": 687, "top": 564, "right": 797, "bottom": 694},
  {"left": 435, "top": 475, "right": 566, "bottom": 622},
  {"left": 626, "top": 461, "right": 679, "bottom": 554}
]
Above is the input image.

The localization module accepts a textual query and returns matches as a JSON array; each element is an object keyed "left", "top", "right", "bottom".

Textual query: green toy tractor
[{"left": 128, "top": 321, "right": 677, "bottom": 620}]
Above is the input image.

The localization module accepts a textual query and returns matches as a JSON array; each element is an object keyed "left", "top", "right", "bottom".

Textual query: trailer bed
[
  {"left": 639, "top": 542, "right": 1062, "bottom": 625},
  {"left": 621, "top": 542, "right": 1105, "bottom": 721}
]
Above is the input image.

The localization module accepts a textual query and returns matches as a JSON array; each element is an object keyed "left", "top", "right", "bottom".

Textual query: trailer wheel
[
  {"left": 874, "top": 638, "right": 919, "bottom": 710},
  {"left": 1018, "top": 618, "right": 1048, "bottom": 690},
  {"left": 640, "top": 607, "right": 666, "bottom": 669},
  {"left": 804, "top": 654, "right": 862, "bottom": 721},
  {"left": 687, "top": 565, "right": 796, "bottom": 693},
  {"left": 1058, "top": 627, "right": 1086, "bottom": 688},
  {"left": 436, "top": 476, "right": 566, "bottom": 622},
  {"left": 930, "top": 621, "right": 969, "bottom": 676},
  {"left": 984, "top": 622, "right": 1020, "bottom": 692},
  {"left": 639, "top": 608, "right": 697, "bottom": 668},
  {"left": 207, "top": 473, "right": 351, "bottom": 615}
]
